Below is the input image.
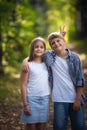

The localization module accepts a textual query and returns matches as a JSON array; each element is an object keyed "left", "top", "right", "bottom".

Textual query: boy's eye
[
  {"left": 51, "top": 42, "right": 55, "bottom": 45},
  {"left": 57, "top": 40, "right": 60, "bottom": 42}
]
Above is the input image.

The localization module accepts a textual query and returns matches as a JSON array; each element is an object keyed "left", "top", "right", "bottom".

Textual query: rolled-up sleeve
[{"left": 76, "top": 56, "right": 85, "bottom": 87}]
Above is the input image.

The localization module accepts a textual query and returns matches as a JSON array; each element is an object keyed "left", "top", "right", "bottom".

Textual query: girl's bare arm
[{"left": 20, "top": 65, "right": 31, "bottom": 115}]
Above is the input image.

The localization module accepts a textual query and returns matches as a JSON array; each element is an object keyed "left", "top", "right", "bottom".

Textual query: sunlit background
[
  {"left": 0, "top": 0, "right": 87, "bottom": 73},
  {"left": 0, "top": 0, "right": 87, "bottom": 129}
]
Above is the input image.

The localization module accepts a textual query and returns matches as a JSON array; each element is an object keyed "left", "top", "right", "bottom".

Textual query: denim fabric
[
  {"left": 20, "top": 96, "right": 49, "bottom": 123},
  {"left": 43, "top": 49, "right": 86, "bottom": 104},
  {"left": 44, "top": 49, "right": 85, "bottom": 87},
  {"left": 53, "top": 102, "right": 86, "bottom": 130}
]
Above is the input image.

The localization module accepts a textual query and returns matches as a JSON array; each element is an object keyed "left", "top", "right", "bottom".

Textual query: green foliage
[
  {"left": 0, "top": 66, "right": 21, "bottom": 104},
  {"left": 0, "top": 87, "right": 9, "bottom": 100},
  {"left": 0, "top": 0, "right": 83, "bottom": 70},
  {"left": 46, "top": 0, "right": 77, "bottom": 41},
  {"left": 0, "top": 0, "right": 16, "bottom": 29}
]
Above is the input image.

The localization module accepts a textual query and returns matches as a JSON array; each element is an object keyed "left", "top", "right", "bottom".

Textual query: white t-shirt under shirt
[
  {"left": 27, "top": 61, "right": 50, "bottom": 96},
  {"left": 52, "top": 56, "right": 76, "bottom": 103}
]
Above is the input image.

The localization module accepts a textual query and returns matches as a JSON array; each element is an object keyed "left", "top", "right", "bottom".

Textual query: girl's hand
[
  {"left": 60, "top": 26, "right": 66, "bottom": 37},
  {"left": 24, "top": 105, "right": 31, "bottom": 115}
]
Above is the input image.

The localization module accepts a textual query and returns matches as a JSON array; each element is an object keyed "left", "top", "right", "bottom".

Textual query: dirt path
[{"left": 0, "top": 44, "right": 87, "bottom": 130}]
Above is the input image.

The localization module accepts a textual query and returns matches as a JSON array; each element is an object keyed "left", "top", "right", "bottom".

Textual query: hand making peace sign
[{"left": 60, "top": 25, "right": 66, "bottom": 37}]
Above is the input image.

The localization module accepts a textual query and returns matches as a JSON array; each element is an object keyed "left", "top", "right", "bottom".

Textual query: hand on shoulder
[{"left": 22, "top": 57, "right": 29, "bottom": 72}]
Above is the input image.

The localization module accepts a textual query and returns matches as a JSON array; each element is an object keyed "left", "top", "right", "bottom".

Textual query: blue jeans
[{"left": 53, "top": 102, "right": 86, "bottom": 130}]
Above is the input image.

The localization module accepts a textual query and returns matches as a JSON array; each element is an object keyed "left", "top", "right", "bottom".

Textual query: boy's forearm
[
  {"left": 73, "top": 87, "right": 83, "bottom": 110},
  {"left": 22, "top": 57, "right": 29, "bottom": 72},
  {"left": 75, "top": 87, "right": 83, "bottom": 102}
]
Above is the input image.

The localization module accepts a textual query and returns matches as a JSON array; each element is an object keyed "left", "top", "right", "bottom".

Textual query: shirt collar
[{"left": 52, "top": 48, "right": 72, "bottom": 57}]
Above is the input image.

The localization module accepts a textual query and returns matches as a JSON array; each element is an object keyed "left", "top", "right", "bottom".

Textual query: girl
[{"left": 20, "top": 37, "right": 50, "bottom": 130}]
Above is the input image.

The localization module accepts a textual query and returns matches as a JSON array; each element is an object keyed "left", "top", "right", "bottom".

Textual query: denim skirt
[{"left": 20, "top": 95, "right": 49, "bottom": 124}]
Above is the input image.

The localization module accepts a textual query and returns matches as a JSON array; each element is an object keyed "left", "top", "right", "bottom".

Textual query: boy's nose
[{"left": 55, "top": 42, "right": 58, "bottom": 45}]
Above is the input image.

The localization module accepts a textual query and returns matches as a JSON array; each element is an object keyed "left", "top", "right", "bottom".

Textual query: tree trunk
[
  {"left": 76, "top": 0, "right": 87, "bottom": 39},
  {"left": 0, "top": 27, "right": 4, "bottom": 74}
]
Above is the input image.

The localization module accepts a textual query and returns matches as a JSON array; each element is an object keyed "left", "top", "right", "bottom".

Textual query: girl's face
[
  {"left": 50, "top": 37, "right": 66, "bottom": 53},
  {"left": 33, "top": 41, "right": 45, "bottom": 57}
]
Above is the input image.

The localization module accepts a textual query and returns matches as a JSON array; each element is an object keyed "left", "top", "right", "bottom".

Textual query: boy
[
  {"left": 22, "top": 30, "right": 86, "bottom": 130},
  {"left": 44, "top": 32, "right": 86, "bottom": 130}
]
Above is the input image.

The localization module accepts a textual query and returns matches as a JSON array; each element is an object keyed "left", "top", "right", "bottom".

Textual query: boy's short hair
[{"left": 48, "top": 32, "right": 64, "bottom": 44}]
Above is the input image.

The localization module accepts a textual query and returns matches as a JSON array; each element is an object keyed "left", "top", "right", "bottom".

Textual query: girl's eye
[
  {"left": 35, "top": 46, "right": 44, "bottom": 49},
  {"left": 40, "top": 46, "right": 44, "bottom": 49},
  {"left": 35, "top": 46, "right": 38, "bottom": 48}
]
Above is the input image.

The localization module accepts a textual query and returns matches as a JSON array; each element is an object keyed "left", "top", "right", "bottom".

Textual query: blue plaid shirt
[{"left": 43, "top": 49, "right": 86, "bottom": 104}]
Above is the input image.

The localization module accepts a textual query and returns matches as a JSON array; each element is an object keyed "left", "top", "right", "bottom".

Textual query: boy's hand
[
  {"left": 73, "top": 100, "right": 81, "bottom": 111},
  {"left": 60, "top": 26, "right": 66, "bottom": 37},
  {"left": 22, "top": 58, "right": 29, "bottom": 72},
  {"left": 73, "top": 87, "right": 82, "bottom": 111}
]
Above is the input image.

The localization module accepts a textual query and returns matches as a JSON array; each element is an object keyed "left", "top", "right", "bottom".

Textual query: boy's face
[{"left": 50, "top": 37, "right": 66, "bottom": 53}]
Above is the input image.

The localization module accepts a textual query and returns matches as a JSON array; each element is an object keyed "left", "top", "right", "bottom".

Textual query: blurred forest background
[
  {"left": 0, "top": 0, "right": 87, "bottom": 74},
  {"left": 0, "top": 0, "right": 87, "bottom": 130}
]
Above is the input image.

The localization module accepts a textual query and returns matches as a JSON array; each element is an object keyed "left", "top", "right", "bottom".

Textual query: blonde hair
[
  {"left": 28, "top": 37, "right": 46, "bottom": 61},
  {"left": 48, "top": 32, "right": 64, "bottom": 44}
]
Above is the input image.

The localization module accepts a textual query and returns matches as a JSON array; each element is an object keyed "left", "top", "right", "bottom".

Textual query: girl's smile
[{"left": 34, "top": 41, "right": 45, "bottom": 57}]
